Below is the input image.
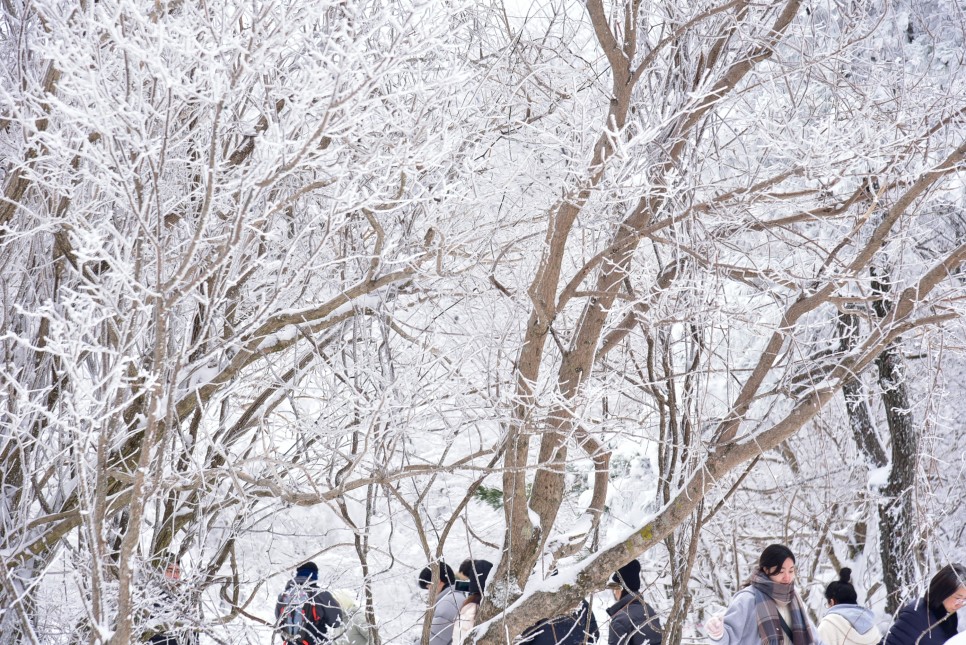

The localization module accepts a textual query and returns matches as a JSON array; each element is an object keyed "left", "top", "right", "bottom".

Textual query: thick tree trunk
[
  {"left": 871, "top": 269, "right": 920, "bottom": 614},
  {"left": 875, "top": 341, "right": 919, "bottom": 614}
]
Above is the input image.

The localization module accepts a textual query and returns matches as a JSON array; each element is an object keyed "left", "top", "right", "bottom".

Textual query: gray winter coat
[
  {"left": 711, "top": 589, "right": 822, "bottom": 645},
  {"left": 430, "top": 586, "right": 468, "bottom": 645}
]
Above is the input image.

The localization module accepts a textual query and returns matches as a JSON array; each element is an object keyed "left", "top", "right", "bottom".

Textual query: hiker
[
  {"left": 879, "top": 564, "right": 966, "bottom": 645},
  {"left": 148, "top": 559, "right": 198, "bottom": 645},
  {"left": 817, "top": 568, "right": 881, "bottom": 645},
  {"left": 330, "top": 589, "right": 374, "bottom": 645},
  {"left": 519, "top": 598, "right": 599, "bottom": 644},
  {"left": 705, "top": 544, "right": 819, "bottom": 645},
  {"left": 418, "top": 561, "right": 468, "bottom": 645},
  {"left": 606, "top": 560, "right": 662, "bottom": 645},
  {"left": 276, "top": 562, "right": 345, "bottom": 644},
  {"left": 451, "top": 560, "right": 493, "bottom": 644}
]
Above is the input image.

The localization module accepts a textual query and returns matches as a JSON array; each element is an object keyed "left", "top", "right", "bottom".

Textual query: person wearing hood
[
  {"left": 879, "top": 564, "right": 966, "bottom": 645},
  {"left": 451, "top": 559, "right": 494, "bottom": 644},
  {"left": 275, "top": 562, "right": 344, "bottom": 645},
  {"left": 705, "top": 544, "right": 820, "bottom": 645},
  {"left": 418, "top": 561, "right": 467, "bottom": 645},
  {"left": 606, "top": 559, "right": 662, "bottom": 645},
  {"left": 817, "top": 568, "right": 881, "bottom": 645}
]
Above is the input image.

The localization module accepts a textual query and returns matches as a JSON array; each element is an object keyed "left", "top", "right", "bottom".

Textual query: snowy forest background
[{"left": 3, "top": 0, "right": 966, "bottom": 643}]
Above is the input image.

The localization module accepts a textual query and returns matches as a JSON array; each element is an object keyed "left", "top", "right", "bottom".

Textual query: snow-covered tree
[
  {"left": 0, "top": 0, "right": 501, "bottom": 641},
  {"left": 3, "top": 0, "right": 966, "bottom": 643}
]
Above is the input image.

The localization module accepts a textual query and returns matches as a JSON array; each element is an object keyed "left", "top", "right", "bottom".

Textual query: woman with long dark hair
[
  {"left": 705, "top": 544, "right": 819, "bottom": 645},
  {"left": 880, "top": 564, "right": 966, "bottom": 645}
]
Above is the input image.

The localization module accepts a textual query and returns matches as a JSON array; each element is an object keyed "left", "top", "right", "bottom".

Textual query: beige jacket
[
  {"left": 451, "top": 602, "right": 478, "bottom": 645},
  {"left": 818, "top": 613, "right": 882, "bottom": 645}
]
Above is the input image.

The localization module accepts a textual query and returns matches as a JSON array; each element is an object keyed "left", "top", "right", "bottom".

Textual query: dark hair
[
  {"left": 926, "top": 564, "right": 966, "bottom": 616},
  {"left": 759, "top": 544, "right": 796, "bottom": 576},
  {"left": 418, "top": 562, "right": 456, "bottom": 590},
  {"left": 459, "top": 559, "right": 474, "bottom": 579},
  {"left": 462, "top": 560, "right": 494, "bottom": 607},
  {"left": 825, "top": 568, "right": 858, "bottom": 605}
]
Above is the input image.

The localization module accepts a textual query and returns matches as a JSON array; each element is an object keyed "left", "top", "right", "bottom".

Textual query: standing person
[
  {"left": 148, "top": 558, "right": 199, "bottom": 645},
  {"left": 705, "top": 544, "right": 819, "bottom": 645},
  {"left": 817, "top": 568, "right": 881, "bottom": 645},
  {"left": 330, "top": 589, "right": 375, "bottom": 645},
  {"left": 276, "top": 562, "right": 345, "bottom": 645},
  {"left": 879, "top": 564, "right": 966, "bottom": 645},
  {"left": 418, "top": 562, "right": 468, "bottom": 645},
  {"left": 606, "top": 560, "right": 662, "bottom": 645},
  {"left": 451, "top": 560, "right": 493, "bottom": 644}
]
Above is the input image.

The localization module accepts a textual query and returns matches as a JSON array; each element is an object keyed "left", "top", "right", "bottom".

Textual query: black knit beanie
[{"left": 610, "top": 559, "right": 642, "bottom": 592}]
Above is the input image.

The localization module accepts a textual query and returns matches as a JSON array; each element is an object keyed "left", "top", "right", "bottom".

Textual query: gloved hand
[{"left": 705, "top": 614, "right": 725, "bottom": 640}]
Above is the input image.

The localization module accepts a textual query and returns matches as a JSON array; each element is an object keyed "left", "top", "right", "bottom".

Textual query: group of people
[
  {"left": 706, "top": 544, "right": 966, "bottom": 645},
  {"left": 418, "top": 557, "right": 662, "bottom": 645},
  {"left": 271, "top": 544, "right": 966, "bottom": 645},
  {"left": 417, "top": 558, "right": 494, "bottom": 645}
]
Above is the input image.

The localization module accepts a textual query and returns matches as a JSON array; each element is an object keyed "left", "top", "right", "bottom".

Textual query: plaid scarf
[{"left": 748, "top": 572, "right": 814, "bottom": 645}]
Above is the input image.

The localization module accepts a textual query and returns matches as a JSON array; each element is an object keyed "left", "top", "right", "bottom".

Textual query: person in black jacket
[
  {"left": 275, "top": 562, "right": 344, "bottom": 644},
  {"left": 520, "top": 598, "right": 599, "bottom": 645},
  {"left": 606, "top": 560, "right": 662, "bottom": 645},
  {"left": 880, "top": 564, "right": 966, "bottom": 645}
]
